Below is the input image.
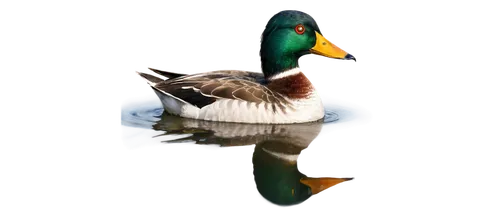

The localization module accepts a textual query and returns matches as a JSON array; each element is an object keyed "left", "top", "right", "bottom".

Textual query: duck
[{"left": 137, "top": 10, "right": 355, "bottom": 124}]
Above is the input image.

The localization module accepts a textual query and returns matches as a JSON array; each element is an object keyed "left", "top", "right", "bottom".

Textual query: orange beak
[{"left": 310, "top": 31, "right": 356, "bottom": 61}]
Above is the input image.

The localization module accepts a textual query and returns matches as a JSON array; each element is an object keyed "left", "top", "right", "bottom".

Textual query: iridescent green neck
[{"left": 260, "top": 53, "right": 300, "bottom": 78}]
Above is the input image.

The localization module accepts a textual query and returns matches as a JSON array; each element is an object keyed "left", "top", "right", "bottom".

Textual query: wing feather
[{"left": 150, "top": 70, "right": 287, "bottom": 110}]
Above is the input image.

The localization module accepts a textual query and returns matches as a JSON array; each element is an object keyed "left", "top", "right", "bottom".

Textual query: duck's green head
[{"left": 260, "top": 10, "right": 355, "bottom": 78}]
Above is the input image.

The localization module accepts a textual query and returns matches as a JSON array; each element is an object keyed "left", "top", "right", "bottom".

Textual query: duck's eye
[{"left": 295, "top": 24, "right": 305, "bottom": 35}]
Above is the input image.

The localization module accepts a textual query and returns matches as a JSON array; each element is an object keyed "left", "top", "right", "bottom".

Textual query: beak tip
[{"left": 345, "top": 53, "right": 356, "bottom": 62}]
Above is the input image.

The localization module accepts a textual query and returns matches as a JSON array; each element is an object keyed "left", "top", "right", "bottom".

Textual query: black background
[{"left": 108, "top": 5, "right": 384, "bottom": 211}]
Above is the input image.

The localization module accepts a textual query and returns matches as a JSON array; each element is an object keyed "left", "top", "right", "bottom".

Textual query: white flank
[
  {"left": 268, "top": 67, "right": 302, "bottom": 80},
  {"left": 186, "top": 93, "right": 323, "bottom": 124}
]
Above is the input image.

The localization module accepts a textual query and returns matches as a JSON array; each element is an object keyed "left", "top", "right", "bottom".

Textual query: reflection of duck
[
  {"left": 254, "top": 140, "right": 352, "bottom": 205},
  {"left": 153, "top": 114, "right": 346, "bottom": 207},
  {"left": 137, "top": 10, "right": 355, "bottom": 124},
  {"left": 152, "top": 113, "right": 324, "bottom": 147}
]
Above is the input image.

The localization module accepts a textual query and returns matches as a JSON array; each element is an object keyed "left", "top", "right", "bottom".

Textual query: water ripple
[
  {"left": 121, "top": 102, "right": 163, "bottom": 129},
  {"left": 323, "top": 96, "right": 372, "bottom": 133}
]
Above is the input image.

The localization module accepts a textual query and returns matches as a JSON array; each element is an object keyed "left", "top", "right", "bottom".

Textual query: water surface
[
  {"left": 121, "top": 102, "right": 352, "bottom": 205},
  {"left": 119, "top": 94, "right": 372, "bottom": 150}
]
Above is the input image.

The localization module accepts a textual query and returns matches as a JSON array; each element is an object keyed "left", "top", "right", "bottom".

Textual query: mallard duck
[{"left": 137, "top": 10, "right": 355, "bottom": 124}]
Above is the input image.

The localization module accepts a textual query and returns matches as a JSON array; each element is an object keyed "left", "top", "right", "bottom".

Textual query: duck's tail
[
  {"left": 137, "top": 68, "right": 187, "bottom": 85},
  {"left": 136, "top": 69, "right": 191, "bottom": 116},
  {"left": 136, "top": 71, "right": 164, "bottom": 85},
  {"left": 148, "top": 68, "right": 185, "bottom": 79}
]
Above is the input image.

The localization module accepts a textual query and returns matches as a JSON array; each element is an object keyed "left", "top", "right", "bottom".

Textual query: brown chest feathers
[{"left": 267, "top": 72, "right": 314, "bottom": 99}]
